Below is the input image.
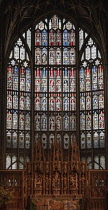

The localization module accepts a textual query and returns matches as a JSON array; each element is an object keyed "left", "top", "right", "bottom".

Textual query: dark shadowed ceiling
[{"left": 0, "top": 0, "right": 108, "bottom": 57}]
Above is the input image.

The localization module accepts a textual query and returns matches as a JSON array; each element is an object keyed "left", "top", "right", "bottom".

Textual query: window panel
[{"left": 6, "top": 14, "right": 105, "bottom": 170}]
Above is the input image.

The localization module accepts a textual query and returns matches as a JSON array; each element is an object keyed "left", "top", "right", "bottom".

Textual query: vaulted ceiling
[{"left": 0, "top": 0, "right": 108, "bottom": 58}]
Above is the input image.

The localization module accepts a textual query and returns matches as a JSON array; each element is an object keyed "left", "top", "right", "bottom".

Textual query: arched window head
[{"left": 6, "top": 14, "right": 105, "bottom": 169}]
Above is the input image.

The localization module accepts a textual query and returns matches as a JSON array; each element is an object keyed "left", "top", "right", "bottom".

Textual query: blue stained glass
[
  {"left": 26, "top": 68, "right": 30, "bottom": 75},
  {"left": 92, "top": 66, "right": 97, "bottom": 90},
  {"left": 80, "top": 68, "right": 85, "bottom": 91},
  {"left": 41, "top": 67, "right": 47, "bottom": 77},
  {"left": 63, "top": 30, "right": 69, "bottom": 46},
  {"left": 13, "top": 66, "right": 18, "bottom": 75},
  {"left": 63, "top": 48, "right": 69, "bottom": 65},
  {"left": 63, "top": 68, "right": 69, "bottom": 77},
  {"left": 42, "top": 30, "right": 48, "bottom": 46}
]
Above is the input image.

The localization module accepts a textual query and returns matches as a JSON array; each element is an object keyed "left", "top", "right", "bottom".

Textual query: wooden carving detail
[{"left": 25, "top": 134, "right": 87, "bottom": 208}]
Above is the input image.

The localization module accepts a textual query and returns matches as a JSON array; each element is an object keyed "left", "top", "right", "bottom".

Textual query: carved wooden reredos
[{"left": 25, "top": 135, "right": 87, "bottom": 199}]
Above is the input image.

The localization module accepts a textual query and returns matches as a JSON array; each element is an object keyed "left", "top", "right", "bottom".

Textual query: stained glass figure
[
  {"left": 51, "top": 15, "right": 59, "bottom": 30},
  {"left": 87, "top": 132, "right": 92, "bottom": 148},
  {"left": 63, "top": 95, "right": 69, "bottom": 111},
  {"left": 35, "top": 30, "right": 41, "bottom": 45},
  {"left": 93, "top": 111, "right": 98, "bottom": 129},
  {"left": 19, "top": 132, "right": 24, "bottom": 148},
  {"left": 99, "top": 110, "right": 104, "bottom": 129},
  {"left": 70, "top": 94, "right": 76, "bottom": 111},
  {"left": 56, "top": 48, "right": 61, "bottom": 64},
  {"left": 12, "top": 132, "right": 17, "bottom": 148},
  {"left": 19, "top": 112, "right": 24, "bottom": 130},
  {"left": 13, "top": 66, "right": 18, "bottom": 90},
  {"left": 7, "top": 111, "right": 12, "bottom": 129},
  {"left": 92, "top": 66, "right": 97, "bottom": 90},
  {"left": 7, "top": 66, "right": 13, "bottom": 90},
  {"left": 49, "top": 116, "right": 55, "bottom": 130},
  {"left": 93, "top": 131, "right": 99, "bottom": 148},
  {"left": 35, "top": 78, "right": 41, "bottom": 92},
  {"left": 70, "top": 68, "right": 76, "bottom": 92},
  {"left": 70, "top": 113, "right": 76, "bottom": 131},
  {"left": 25, "top": 113, "right": 30, "bottom": 130},
  {"left": 35, "top": 114, "right": 40, "bottom": 131},
  {"left": 41, "top": 95, "right": 47, "bottom": 111},
  {"left": 56, "top": 78, "right": 61, "bottom": 92},
  {"left": 99, "top": 92, "right": 104, "bottom": 109},
  {"left": 20, "top": 94, "right": 25, "bottom": 110},
  {"left": 25, "top": 133, "right": 30, "bottom": 149},
  {"left": 98, "top": 65, "right": 104, "bottom": 89},
  {"left": 63, "top": 114, "right": 69, "bottom": 130},
  {"left": 35, "top": 94, "right": 40, "bottom": 110},
  {"left": 13, "top": 93, "right": 18, "bottom": 109},
  {"left": 63, "top": 79, "right": 69, "bottom": 92},
  {"left": 63, "top": 48, "right": 69, "bottom": 65},
  {"left": 35, "top": 48, "right": 41, "bottom": 64},
  {"left": 70, "top": 48, "right": 75, "bottom": 64},
  {"left": 63, "top": 30, "right": 69, "bottom": 46},
  {"left": 70, "top": 29, "right": 75, "bottom": 46},
  {"left": 80, "top": 68, "right": 85, "bottom": 92},
  {"left": 26, "top": 68, "right": 31, "bottom": 92},
  {"left": 56, "top": 94, "right": 61, "bottom": 111},
  {"left": 80, "top": 93, "right": 85, "bottom": 110},
  {"left": 41, "top": 114, "right": 47, "bottom": 130},
  {"left": 42, "top": 48, "right": 47, "bottom": 64},
  {"left": 85, "top": 66, "right": 91, "bottom": 91},
  {"left": 49, "top": 30, "right": 55, "bottom": 46},
  {"left": 25, "top": 95, "right": 30, "bottom": 110},
  {"left": 56, "top": 30, "right": 61, "bottom": 46},
  {"left": 41, "top": 78, "right": 47, "bottom": 92},
  {"left": 49, "top": 78, "right": 55, "bottom": 92},
  {"left": 7, "top": 92, "right": 12, "bottom": 109},
  {"left": 13, "top": 111, "right": 18, "bottom": 129},
  {"left": 86, "top": 111, "right": 91, "bottom": 130},
  {"left": 80, "top": 112, "right": 85, "bottom": 130},
  {"left": 49, "top": 48, "right": 55, "bottom": 64},
  {"left": 49, "top": 94, "right": 55, "bottom": 111},
  {"left": 100, "top": 131, "right": 105, "bottom": 148},
  {"left": 56, "top": 114, "right": 62, "bottom": 130},
  {"left": 86, "top": 92, "right": 91, "bottom": 110}
]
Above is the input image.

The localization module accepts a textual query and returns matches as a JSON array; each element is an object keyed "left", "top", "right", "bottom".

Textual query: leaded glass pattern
[
  {"left": 80, "top": 35, "right": 105, "bottom": 168},
  {"left": 6, "top": 15, "right": 105, "bottom": 169}
]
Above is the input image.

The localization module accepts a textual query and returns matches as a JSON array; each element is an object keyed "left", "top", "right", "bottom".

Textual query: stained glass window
[{"left": 6, "top": 15, "right": 105, "bottom": 169}]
